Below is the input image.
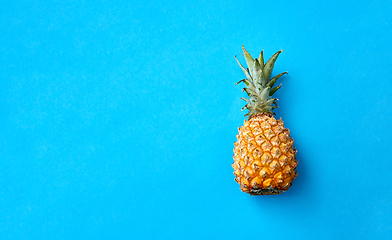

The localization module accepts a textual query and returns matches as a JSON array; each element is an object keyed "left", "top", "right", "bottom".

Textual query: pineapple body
[{"left": 233, "top": 114, "right": 297, "bottom": 195}]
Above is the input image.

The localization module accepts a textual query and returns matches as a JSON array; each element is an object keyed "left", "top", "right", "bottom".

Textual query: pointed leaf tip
[
  {"left": 235, "top": 55, "right": 251, "bottom": 80},
  {"left": 258, "top": 50, "right": 264, "bottom": 70},
  {"left": 242, "top": 46, "right": 255, "bottom": 78},
  {"left": 263, "top": 50, "right": 283, "bottom": 81},
  {"left": 236, "top": 79, "right": 250, "bottom": 86}
]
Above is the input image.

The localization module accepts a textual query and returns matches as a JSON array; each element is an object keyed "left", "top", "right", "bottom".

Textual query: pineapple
[{"left": 232, "top": 46, "right": 298, "bottom": 195}]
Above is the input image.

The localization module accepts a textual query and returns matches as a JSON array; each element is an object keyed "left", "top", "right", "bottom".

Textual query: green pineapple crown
[{"left": 236, "top": 45, "right": 287, "bottom": 118}]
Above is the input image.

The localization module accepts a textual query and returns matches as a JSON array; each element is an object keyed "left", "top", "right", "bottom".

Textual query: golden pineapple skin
[{"left": 232, "top": 114, "right": 298, "bottom": 195}]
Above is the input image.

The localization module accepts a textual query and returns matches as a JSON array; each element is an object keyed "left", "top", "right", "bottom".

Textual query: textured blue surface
[{"left": 1, "top": 1, "right": 392, "bottom": 239}]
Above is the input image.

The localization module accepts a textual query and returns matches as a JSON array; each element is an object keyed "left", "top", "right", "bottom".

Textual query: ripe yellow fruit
[
  {"left": 232, "top": 46, "right": 298, "bottom": 195},
  {"left": 233, "top": 114, "right": 297, "bottom": 195}
]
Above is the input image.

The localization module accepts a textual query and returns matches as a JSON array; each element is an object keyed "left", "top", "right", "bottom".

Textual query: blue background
[{"left": 1, "top": 0, "right": 392, "bottom": 239}]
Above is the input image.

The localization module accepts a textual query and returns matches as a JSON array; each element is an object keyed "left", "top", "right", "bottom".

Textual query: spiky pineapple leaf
[
  {"left": 267, "top": 71, "right": 287, "bottom": 89},
  {"left": 235, "top": 56, "right": 252, "bottom": 80},
  {"left": 259, "top": 86, "right": 270, "bottom": 103},
  {"left": 236, "top": 79, "right": 250, "bottom": 87},
  {"left": 270, "top": 84, "right": 282, "bottom": 96},
  {"left": 258, "top": 50, "right": 264, "bottom": 70},
  {"left": 242, "top": 87, "right": 258, "bottom": 98},
  {"left": 261, "top": 98, "right": 278, "bottom": 113},
  {"left": 252, "top": 59, "right": 264, "bottom": 88},
  {"left": 265, "top": 98, "right": 278, "bottom": 108},
  {"left": 240, "top": 97, "right": 252, "bottom": 105},
  {"left": 263, "top": 50, "right": 283, "bottom": 81},
  {"left": 242, "top": 46, "right": 255, "bottom": 78}
]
